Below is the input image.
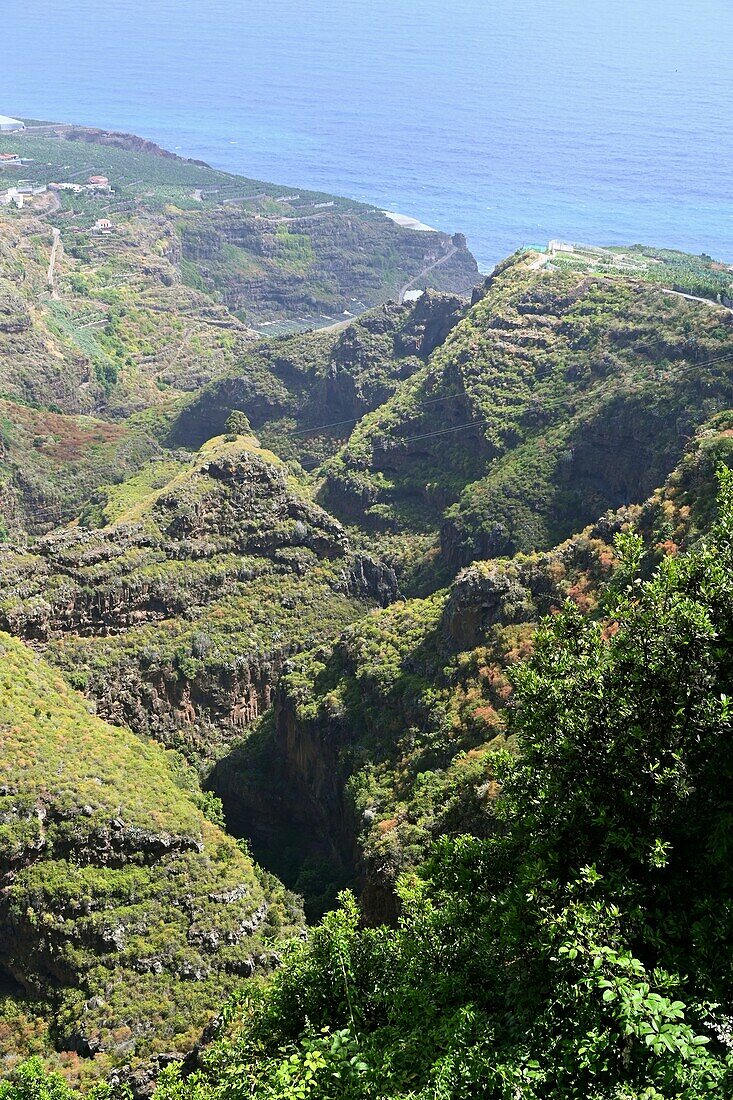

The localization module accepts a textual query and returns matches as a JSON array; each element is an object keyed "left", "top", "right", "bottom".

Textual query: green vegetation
[
  {"left": 0, "top": 398, "right": 160, "bottom": 534},
  {"left": 150, "top": 470, "right": 733, "bottom": 1096},
  {"left": 203, "top": 410, "right": 731, "bottom": 909},
  {"left": 0, "top": 632, "right": 302, "bottom": 1086},
  {"left": 0, "top": 127, "right": 476, "bottom": 533},
  {"left": 225, "top": 524, "right": 615, "bottom": 914},
  {"left": 17, "top": 466, "right": 733, "bottom": 1100},
  {"left": 167, "top": 291, "right": 463, "bottom": 470},
  {"left": 2, "top": 197, "right": 733, "bottom": 1098},
  {"left": 320, "top": 252, "right": 733, "bottom": 577},
  {"left": 551, "top": 242, "right": 733, "bottom": 301},
  {"left": 0, "top": 434, "right": 385, "bottom": 760}
]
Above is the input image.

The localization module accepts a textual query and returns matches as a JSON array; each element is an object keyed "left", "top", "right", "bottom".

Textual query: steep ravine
[
  {"left": 0, "top": 632, "right": 304, "bottom": 1083},
  {"left": 0, "top": 434, "right": 396, "bottom": 759},
  {"left": 209, "top": 692, "right": 362, "bottom": 921},
  {"left": 207, "top": 414, "right": 733, "bottom": 923},
  {"left": 207, "top": 512, "right": 623, "bottom": 921}
]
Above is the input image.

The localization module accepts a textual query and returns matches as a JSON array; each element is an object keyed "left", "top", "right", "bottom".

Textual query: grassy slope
[
  {"left": 319, "top": 251, "right": 733, "bottom": 575},
  {"left": 0, "top": 632, "right": 302, "bottom": 1085},
  {"left": 0, "top": 398, "right": 161, "bottom": 535},
  {"left": 0, "top": 434, "right": 383, "bottom": 760}
]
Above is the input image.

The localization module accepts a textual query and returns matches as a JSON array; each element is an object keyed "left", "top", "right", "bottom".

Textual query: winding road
[
  {"left": 659, "top": 286, "right": 733, "bottom": 316},
  {"left": 397, "top": 242, "right": 458, "bottom": 304}
]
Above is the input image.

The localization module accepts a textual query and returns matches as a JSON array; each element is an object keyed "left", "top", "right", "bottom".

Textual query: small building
[
  {"left": 15, "top": 181, "right": 46, "bottom": 196},
  {"left": 0, "top": 188, "right": 23, "bottom": 208},
  {"left": 0, "top": 115, "right": 25, "bottom": 133},
  {"left": 93, "top": 218, "right": 115, "bottom": 232},
  {"left": 0, "top": 152, "right": 20, "bottom": 164},
  {"left": 88, "top": 175, "right": 111, "bottom": 191}
]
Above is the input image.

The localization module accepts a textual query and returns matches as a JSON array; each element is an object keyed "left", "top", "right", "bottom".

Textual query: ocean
[{"left": 1, "top": 0, "right": 732, "bottom": 271}]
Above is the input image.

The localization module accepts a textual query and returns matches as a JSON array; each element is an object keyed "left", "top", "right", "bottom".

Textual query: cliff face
[
  {"left": 0, "top": 434, "right": 395, "bottom": 759},
  {"left": 0, "top": 632, "right": 302, "bottom": 1074},
  {"left": 60, "top": 125, "right": 211, "bottom": 165},
  {"left": 178, "top": 206, "right": 477, "bottom": 322},
  {"left": 210, "top": 417, "right": 733, "bottom": 921},
  {"left": 320, "top": 254, "right": 733, "bottom": 570}
]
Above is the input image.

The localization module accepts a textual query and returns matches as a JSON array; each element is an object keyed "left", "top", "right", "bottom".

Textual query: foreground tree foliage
[{"left": 9, "top": 472, "right": 733, "bottom": 1098}]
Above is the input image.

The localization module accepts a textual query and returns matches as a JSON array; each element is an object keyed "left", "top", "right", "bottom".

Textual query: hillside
[
  {"left": 140, "top": 467, "right": 733, "bottom": 1100},
  {"left": 208, "top": 414, "right": 733, "bottom": 918},
  {"left": 0, "top": 126, "right": 477, "bottom": 534},
  {"left": 0, "top": 398, "right": 162, "bottom": 535},
  {"left": 0, "top": 125, "right": 478, "bottom": 332},
  {"left": 165, "top": 248, "right": 733, "bottom": 593},
  {"left": 2, "top": 226, "right": 733, "bottom": 1097},
  {"left": 167, "top": 291, "right": 466, "bottom": 465},
  {"left": 0, "top": 432, "right": 393, "bottom": 760},
  {"left": 319, "top": 252, "right": 733, "bottom": 574},
  {"left": 0, "top": 632, "right": 302, "bottom": 1088}
]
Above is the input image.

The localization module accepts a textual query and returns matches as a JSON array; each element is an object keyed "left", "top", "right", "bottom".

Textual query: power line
[
  {"left": 298, "top": 419, "right": 486, "bottom": 469},
  {"left": 288, "top": 388, "right": 473, "bottom": 438},
  {"left": 389, "top": 419, "right": 485, "bottom": 445},
  {"left": 293, "top": 350, "right": 733, "bottom": 471},
  {"left": 284, "top": 340, "right": 733, "bottom": 443},
  {"left": 293, "top": 350, "right": 733, "bottom": 453}
]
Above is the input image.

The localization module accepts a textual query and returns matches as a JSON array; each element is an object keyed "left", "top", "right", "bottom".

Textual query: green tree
[
  {"left": 225, "top": 410, "right": 251, "bottom": 436},
  {"left": 151, "top": 472, "right": 733, "bottom": 1098}
]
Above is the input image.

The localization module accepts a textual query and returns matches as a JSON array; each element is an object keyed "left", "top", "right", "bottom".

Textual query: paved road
[
  {"left": 660, "top": 287, "right": 733, "bottom": 315},
  {"left": 528, "top": 252, "right": 549, "bottom": 271},
  {"left": 397, "top": 243, "right": 458, "bottom": 305}
]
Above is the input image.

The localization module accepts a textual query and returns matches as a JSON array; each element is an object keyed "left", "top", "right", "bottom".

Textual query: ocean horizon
[{"left": 1, "top": 0, "right": 732, "bottom": 271}]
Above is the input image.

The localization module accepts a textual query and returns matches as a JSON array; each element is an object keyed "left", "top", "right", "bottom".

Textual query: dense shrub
[{"left": 136, "top": 471, "right": 733, "bottom": 1098}]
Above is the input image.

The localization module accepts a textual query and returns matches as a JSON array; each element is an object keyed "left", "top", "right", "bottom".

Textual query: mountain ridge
[{"left": 2, "top": 128, "right": 733, "bottom": 1096}]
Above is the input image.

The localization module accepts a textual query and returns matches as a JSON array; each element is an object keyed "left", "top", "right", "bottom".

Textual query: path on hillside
[
  {"left": 39, "top": 190, "right": 62, "bottom": 216},
  {"left": 397, "top": 242, "right": 457, "bottom": 305},
  {"left": 46, "top": 228, "right": 61, "bottom": 299},
  {"left": 660, "top": 287, "right": 733, "bottom": 315}
]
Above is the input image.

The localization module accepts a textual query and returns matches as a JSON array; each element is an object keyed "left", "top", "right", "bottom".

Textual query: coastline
[{"left": 383, "top": 209, "right": 437, "bottom": 233}]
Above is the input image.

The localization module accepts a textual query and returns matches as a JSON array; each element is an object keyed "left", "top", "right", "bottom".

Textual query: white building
[
  {"left": 16, "top": 181, "right": 46, "bottom": 195},
  {"left": 0, "top": 188, "right": 24, "bottom": 208},
  {"left": 0, "top": 115, "right": 25, "bottom": 133},
  {"left": 549, "top": 240, "right": 575, "bottom": 254}
]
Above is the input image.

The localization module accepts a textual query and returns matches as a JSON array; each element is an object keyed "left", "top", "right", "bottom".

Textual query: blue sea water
[{"left": 1, "top": 0, "right": 732, "bottom": 271}]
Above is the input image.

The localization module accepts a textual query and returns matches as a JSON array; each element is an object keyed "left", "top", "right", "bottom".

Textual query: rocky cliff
[
  {"left": 209, "top": 417, "right": 733, "bottom": 920},
  {"left": 0, "top": 631, "right": 302, "bottom": 1082},
  {"left": 0, "top": 434, "right": 395, "bottom": 759},
  {"left": 178, "top": 207, "right": 477, "bottom": 322}
]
